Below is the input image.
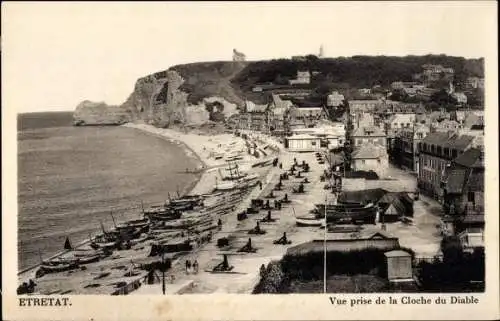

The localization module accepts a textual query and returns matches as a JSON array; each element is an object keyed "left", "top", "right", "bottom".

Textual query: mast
[
  {"left": 140, "top": 200, "right": 145, "bottom": 215},
  {"left": 100, "top": 221, "right": 106, "bottom": 234},
  {"left": 110, "top": 212, "right": 117, "bottom": 229},
  {"left": 38, "top": 249, "right": 43, "bottom": 264}
]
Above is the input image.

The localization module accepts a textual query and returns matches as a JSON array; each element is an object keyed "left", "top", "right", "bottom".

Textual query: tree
[
  {"left": 440, "top": 235, "right": 464, "bottom": 265},
  {"left": 430, "top": 89, "right": 458, "bottom": 106}
]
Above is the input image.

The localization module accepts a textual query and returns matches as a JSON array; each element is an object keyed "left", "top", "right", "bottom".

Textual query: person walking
[{"left": 193, "top": 260, "right": 199, "bottom": 274}]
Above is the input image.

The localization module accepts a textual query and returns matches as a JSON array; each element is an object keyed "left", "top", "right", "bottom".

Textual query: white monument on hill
[
  {"left": 319, "top": 45, "right": 324, "bottom": 58},
  {"left": 233, "top": 49, "right": 246, "bottom": 62}
]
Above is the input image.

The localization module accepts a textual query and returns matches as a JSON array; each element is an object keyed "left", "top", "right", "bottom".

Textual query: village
[{"left": 17, "top": 50, "right": 485, "bottom": 295}]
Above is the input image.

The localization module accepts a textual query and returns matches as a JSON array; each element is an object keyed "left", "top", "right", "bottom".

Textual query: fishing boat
[
  {"left": 116, "top": 218, "right": 149, "bottom": 230},
  {"left": 295, "top": 215, "right": 325, "bottom": 227},
  {"left": 39, "top": 261, "right": 79, "bottom": 274},
  {"left": 215, "top": 175, "right": 259, "bottom": 191},
  {"left": 144, "top": 206, "right": 183, "bottom": 222},
  {"left": 76, "top": 253, "right": 102, "bottom": 265}
]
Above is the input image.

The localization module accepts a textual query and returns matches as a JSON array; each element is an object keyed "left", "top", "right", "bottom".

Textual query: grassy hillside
[
  {"left": 169, "top": 61, "right": 249, "bottom": 106},
  {"left": 233, "top": 55, "right": 484, "bottom": 90},
  {"left": 165, "top": 55, "right": 483, "bottom": 109}
]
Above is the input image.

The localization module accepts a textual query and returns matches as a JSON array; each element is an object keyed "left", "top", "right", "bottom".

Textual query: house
[
  {"left": 431, "top": 119, "right": 462, "bottom": 133},
  {"left": 352, "top": 126, "right": 386, "bottom": 148},
  {"left": 386, "top": 113, "right": 416, "bottom": 136},
  {"left": 353, "top": 112, "right": 376, "bottom": 129},
  {"left": 421, "top": 64, "right": 454, "bottom": 83},
  {"left": 441, "top": 147, "right": 484, "bottom": 251},
  {"left": 402, "top": 87, "right": 419, "bottom": 97},
  {"left": 358, "top": 88, "right": 372, "bottom": 95},
  {"left": 232, "top": 48, "right": 246, "bottom": 61},
  {"left": 351, "top": 143, "right": 389, "bottom": 177},
  {"left": 348, "top": 100, "right": 382, "bottom": 114},
  {"left": 392, "top": 124, "right": 430, "bottom": 172},
  {"left": 268, "top": 94, "right": 293, "bottom": 135},
  {"left": 416, "top": 88, "right": 439, "bottom": 101},
  {"left": 391, "top": 81, "right": 419, "bottom": 90},
  {"left": 285, "top": 134, "right": 321, "bottom": 152},
  {"left": 457, "top": 213, "right": 485, "bottom": 251},
  {"left": 441, "top": 147, "right": 484, "bottom": 215},
  {"left": 289, "top": 105, "right": 328, "bottom": 128},
  {"left": 327, "top": 91, "right": 345, "bottom": 107},
  {"left": 466, "top": 77, "right": 485, "bottom": 90},
  {"left": 244, "top": 100, "right": 269, "bottom": 132},
  {"left": 417, "top": 132, "right": 475, "bottom": 201},
  {"left": 289, "top": 70, "right": 311, "bottom": 85}
]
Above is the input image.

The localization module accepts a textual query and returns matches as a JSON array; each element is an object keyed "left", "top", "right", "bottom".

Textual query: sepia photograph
[{"left": 3, "top": 1, "right": 499, "bottom": 320}]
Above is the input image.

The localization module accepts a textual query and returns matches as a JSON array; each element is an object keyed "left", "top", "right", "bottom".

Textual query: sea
[{"left": 17, "top": 112, "right": 202, "bottom": 271}]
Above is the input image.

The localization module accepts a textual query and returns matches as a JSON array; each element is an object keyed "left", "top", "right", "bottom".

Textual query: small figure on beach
[
  {"left": 258, "top": 181, "right": 263, "bottom": 190},
  {"left": 193, "top": 260, "right": 199, "bottom": 274},
  {"left": 218, "top": 219, "right": 223, "bottom": 229},
  {"left": 279, "top": 162, "right": 283, "bottom": 169},
  {"left": 185, "top": 259, "right": 192, "bottom": 274}
]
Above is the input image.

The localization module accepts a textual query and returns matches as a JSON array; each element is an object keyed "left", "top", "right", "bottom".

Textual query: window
[
  {"left": 311, "top": 141, "right": 317, "bottom": 146},
  {"left": 468, "top": 192, "right": 475, "bottom": 203},
  {"left": 377, "top": 159, "right": 381, "bottom": 164},
  {"left": 362, "top": 160, "right": 366, "bottom": 164},
  {"left": 452, "top": 149, "right": 458, "bottom": 158},
  {"left": 437, "top": 146, "right": 442, "bottom": 155}
]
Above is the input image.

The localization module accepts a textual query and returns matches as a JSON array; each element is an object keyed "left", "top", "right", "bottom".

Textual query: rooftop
[
  {"left": 352, "top": 126, "right": 385, "bottom": 137},
  {"left": 421, "top": 132, "right": 474, "bottom": 150},
  {"left": 454, "top": 148, "right": 484, "bottom": 169},
  {"left": 384, "top": 250, "right": 412, "bottom": 258}
]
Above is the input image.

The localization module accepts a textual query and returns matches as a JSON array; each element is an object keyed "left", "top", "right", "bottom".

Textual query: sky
[{"left": 2, "top": 2, "right": 497, "bottom": 113}]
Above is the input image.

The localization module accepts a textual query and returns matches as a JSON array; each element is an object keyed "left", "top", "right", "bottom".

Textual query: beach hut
[{"left": 384, "top": 250, "right": 413, "bottom": 282}]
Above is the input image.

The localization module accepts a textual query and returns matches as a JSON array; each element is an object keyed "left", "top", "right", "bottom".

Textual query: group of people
[{"left": 185, "top": 259, "right": 199, "bottom": 274}]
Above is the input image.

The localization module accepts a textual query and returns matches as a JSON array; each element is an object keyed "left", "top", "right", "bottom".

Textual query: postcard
[{"left": 2, "top": 2, "right": 499, "bottom": 320}]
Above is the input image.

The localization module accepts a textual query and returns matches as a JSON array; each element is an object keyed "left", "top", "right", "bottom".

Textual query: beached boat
[
  {"left": 116, "top": 218, "right": 149, "bottom": 230},
  {"left": 76, "top": 253, "right": 102, "bottom": 265},
  {"left": 39, "top": 261, "right": 79, "bottom": 273},
  {"left": 295, "top": 216, "right": 325, "bottom": 227},
  {"left": 215, "top": 174, "right": 259, "bottom": 191}
]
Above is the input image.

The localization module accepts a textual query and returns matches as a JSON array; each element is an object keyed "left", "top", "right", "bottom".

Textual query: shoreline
[
  {"left": 18, "top": 123, "right": 210, "bottom": 278},
  {"left": 122, "top": 122, "right": 211, "bottom": 197}
]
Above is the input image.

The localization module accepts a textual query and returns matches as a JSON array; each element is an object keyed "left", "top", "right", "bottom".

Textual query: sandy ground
[{"left": 21, "top": 125, "right": 444, "bottom": 295}]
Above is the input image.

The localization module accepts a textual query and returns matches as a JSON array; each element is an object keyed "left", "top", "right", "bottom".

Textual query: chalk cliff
[
  {"left": 73, "top": 61, "right": 248, "bottom": 127},
  {"left": 73, "top": 101, "right": 131, "bottom": 126}
]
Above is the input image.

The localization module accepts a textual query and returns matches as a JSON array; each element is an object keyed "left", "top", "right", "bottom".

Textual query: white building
[
  {"left": 327, "top": 91, "right": 345, "bottom": 107},
  {"left": 289, "top": 70, "right": 311, "bottom": 85},
  {"left": 290, "top": 123, "right": 346, "bottom": 149},
  {"left": 351, "top": 143, "right": 389, "bottom": 177},
  {"left": 285, "top": 134, "right": 321, "bottom": 152}
]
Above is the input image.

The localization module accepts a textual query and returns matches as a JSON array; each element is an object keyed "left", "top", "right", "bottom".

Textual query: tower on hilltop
[{"left": 319, "top": 45, "right": 324, "bottom": 58}]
